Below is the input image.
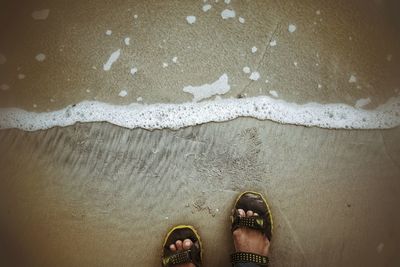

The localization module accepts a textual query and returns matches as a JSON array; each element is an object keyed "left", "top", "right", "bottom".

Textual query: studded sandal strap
[
  {"left": 162, "top": 247, "right": 200, "bottom": 267},
  {"left": 232, "top": 215, "right": 265, "bottom": 232},
  {"left": 231, "top": 252, "right": 269, "bottom": 266}
]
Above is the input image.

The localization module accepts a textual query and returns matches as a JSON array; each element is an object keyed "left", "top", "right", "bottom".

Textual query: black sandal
[
  {"left": 161, "top": 225, "right": 203, "bottom": 267},
  {"left": 230, "top": 191, "right": 273, "bottom": 267}
]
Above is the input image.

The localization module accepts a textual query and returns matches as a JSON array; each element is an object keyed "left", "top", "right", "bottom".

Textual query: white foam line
[{"left": 0, "top": 96, "right": 399, "bottom": 132}]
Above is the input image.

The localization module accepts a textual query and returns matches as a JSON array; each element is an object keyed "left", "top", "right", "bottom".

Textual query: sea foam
[{"left": 0, "top": 96, "right": 399, "bottom": 132}]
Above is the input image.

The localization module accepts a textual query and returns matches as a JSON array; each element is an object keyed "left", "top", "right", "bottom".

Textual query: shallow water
[{"left": 1, "top": 0, "right": 400, "bottom": 112}]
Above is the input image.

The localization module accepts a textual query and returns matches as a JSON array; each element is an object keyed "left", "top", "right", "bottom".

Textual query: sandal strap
[
  {"left": 231, "top": 252, "right": 269, "bottom": 266},
  {"left": 232, "top": 215, "right": 265, "bottom": 231},
  {"left": 231, "top": 192, "right": 273, "bottom": 241},
  {"left": 162, "top": 247, "right": 200, "bottom": 267}
]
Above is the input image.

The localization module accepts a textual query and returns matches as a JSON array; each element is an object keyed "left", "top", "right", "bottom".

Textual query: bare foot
[
  {"left": 233, "top": 209, "right": 270, "bottom": 256},
  {"left": 168, "top": 239, "right": 195, "bottom": 267}
]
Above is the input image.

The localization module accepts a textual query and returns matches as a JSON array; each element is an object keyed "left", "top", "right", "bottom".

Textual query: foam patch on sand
[
  {"left": 183, "top": 73, "right": 231, "bottom": 102},
  {"left": 1, "top": 96, "right": 399, "bottom": 132},
  {"left": 103, "top": 49, "right": 121, "bottom": 71}
]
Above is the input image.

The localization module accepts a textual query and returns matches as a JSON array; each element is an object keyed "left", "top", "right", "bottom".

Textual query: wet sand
[
  {"left": 1, "top": 121, "right": 400, "bottom": 266},
  {"left": 1, "top": 0, "right": 400, "bottom": 266}
]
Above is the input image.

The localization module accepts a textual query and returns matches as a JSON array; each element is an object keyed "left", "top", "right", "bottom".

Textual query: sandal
[
  {"left": 230, "top": 191, "right": 273, "bottom": 267},
  {"left": 161, "top": 225, "right": 203, "bottom": 267}
]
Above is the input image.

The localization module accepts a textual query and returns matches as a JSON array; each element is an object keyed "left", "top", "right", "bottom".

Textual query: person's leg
[
  {"left": 232, "top": 211, "right": 270, "bottom": 266},
  {"left": 230, "top": 192, "right": 272, "bottom": 267},
  {"left": 233, "top": 209, "right": 270, "bottom": 255},
  {"left": 232, "top": 209, "right": 271, "bottom": 267}
]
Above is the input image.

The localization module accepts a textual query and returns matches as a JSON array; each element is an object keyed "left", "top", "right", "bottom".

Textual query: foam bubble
[
  {"left": 269, "top": 90, "right": 279, "bottom": 98},
  {"left": 377, "top": 243, "right": 384, "bottom": 253},
  {"left": 202, "top": 4, "right": 212, "bottom": 12},
  {"left": 243, "top": 66, "right": 251, "bottom": 74},
  {"left": 35, "top": 53, "right": 46, "bottom": 62},
  {"left": 349, "top": 75, "right": 357, "bottom": 83},
  {"left": 221, "top": 9, "right": 236, "bottom": 19},
  {"left": 0, "top": 54, "right": 6, "bottom": 64},
  {"left": 1, "top": 96, "right": 399, "bottom": 132},
  {"left": 1, "top": 84, "right": 10, "bottom": 91},
  {"left": 130, "top": 67, "right": 138, "bottom": 76},
  {"left": 288, "top": 24, "right": 297, "bottom": 33},
  {"left": 249, "top": 71, "right": 260, "bottom": 81},
  {"left": 186, "top": 16, "right": 196, "bottom": 24},
  {"left": 119, "top": 90, "right": 128, "bottom": 97},
  {"left": 32, "top": 9, "right": 50, "bottom": 20}
]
